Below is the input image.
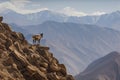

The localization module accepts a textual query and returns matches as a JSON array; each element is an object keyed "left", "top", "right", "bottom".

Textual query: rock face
[
  {"left": 75, "top": 51, "right": 120, "bottom": 80},
  {"left": 0, "top": 20, "right": 74, "bottom": 80}
]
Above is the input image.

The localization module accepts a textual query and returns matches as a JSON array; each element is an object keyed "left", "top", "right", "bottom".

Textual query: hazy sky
[{"left": 0, "top": 0, "right": 120, "bottom": 16}]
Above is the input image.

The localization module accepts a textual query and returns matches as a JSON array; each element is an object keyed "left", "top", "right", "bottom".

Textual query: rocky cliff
[{"left": 0, "top": 18, "right": 74, "bottom": 80}]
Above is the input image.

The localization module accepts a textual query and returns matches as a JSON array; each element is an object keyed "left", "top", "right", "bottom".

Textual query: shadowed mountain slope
[{"left": 75, "top": 51, "right": 120, "bottom": 80}]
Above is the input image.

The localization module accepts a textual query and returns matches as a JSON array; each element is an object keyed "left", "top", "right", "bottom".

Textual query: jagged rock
[
  {"left": 0, "top": 43, "right": 5, "bottom": 51},
  {"left": 47, "top": 72, "right": 60, "bottom": 80},
  {"left": 66, "top": 75, "right": 75, "bottom": 80},
  {"left": 0, "top": 23, "right": 12, "bottom": 33},
  {"left": 40, "top": 62, "right": 48, "bottom": 68},
  {"left": 59, "top": 64, "right": 67, "bottom": 76},
  {"left": 26, "top": 65, "right": 48, "bottom": 80},
  {"left": 0, "top": 33, "right": 7, "bottom": 40},
  {"left": 5, "top": 38, "right": 13, "bottom": 50},
  {"left": 0, "top": 16, "right": 3, "bottom": 22},
  {"left": 14, "top": 41, "right": 23, "bottom": 52},
  {"left": 0, "top": 19, "right": 74, "bottom": 80}
]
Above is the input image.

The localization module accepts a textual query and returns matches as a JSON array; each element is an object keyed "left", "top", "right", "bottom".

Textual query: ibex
[{"left": 32, "top": 33, "right": 43, "bottom": 44}]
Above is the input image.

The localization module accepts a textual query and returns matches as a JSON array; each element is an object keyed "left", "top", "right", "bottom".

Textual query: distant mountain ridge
[
  {"left": 0, "top": 9, "right": 67, "bottom": 26},
  {"left": 96, "top": 10, "right": 120, "bottom": 30},
  {"left": 75, "top": 51, "right": 120, "bottom": 80},
  {"left": 1, "top": 9, "right": 120, "bottom": 30}
]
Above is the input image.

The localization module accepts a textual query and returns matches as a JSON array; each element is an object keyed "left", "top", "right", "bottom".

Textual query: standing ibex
[{"left": 32, "top": 33, "right": 43, "bottom": 44}]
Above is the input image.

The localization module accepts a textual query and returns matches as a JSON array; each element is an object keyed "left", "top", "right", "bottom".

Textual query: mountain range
[
  {"left": 1, "top": 9, "right": 120, "bottom": 30},
  {"left": 75, "top": 51, "right": 120, "bottom": 80}
]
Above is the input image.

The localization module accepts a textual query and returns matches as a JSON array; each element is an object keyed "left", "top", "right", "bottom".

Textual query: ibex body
[{"left": 32, "top": 33, "right": 43, "bottom": 44}]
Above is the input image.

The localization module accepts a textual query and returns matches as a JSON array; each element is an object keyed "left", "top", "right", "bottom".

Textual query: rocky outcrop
[{"left": 0, "top": 19, "right": 74, "bottom": 80}]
